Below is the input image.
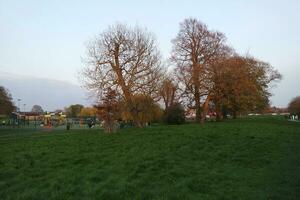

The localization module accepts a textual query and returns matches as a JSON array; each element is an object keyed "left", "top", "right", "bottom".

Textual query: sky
[{"left": 0, "top": 0, "right": 299, "bottom": 108}]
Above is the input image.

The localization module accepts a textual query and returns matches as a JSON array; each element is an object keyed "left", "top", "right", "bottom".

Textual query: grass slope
[{"left": 0, "top": 116, "right": 300, "bottom": 199}]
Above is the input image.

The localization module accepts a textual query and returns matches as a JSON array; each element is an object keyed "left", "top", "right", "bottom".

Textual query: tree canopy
[
  {"left": 66, "top": 104, "right": 84, "bottom": 118},
  {"left": 82, "top": 23, "right": 164, "bottom": 126},
  {"left": 81, "top": 19, "right": 282, "bottom": 128},
  {"left": 31, "top": 105, "right": 44, "bottom": 113},
  {"left": 0, "top": 86, "right": 15, "bottom": 115},
  {"left": 171, "top": 18, "right": 230, "bottom": 122},
  {"left": 78, "top": 107, "right": 97, "bottom": 117},
  {"left": 209, "top": 56, "right": 281, "bottom": 119}
]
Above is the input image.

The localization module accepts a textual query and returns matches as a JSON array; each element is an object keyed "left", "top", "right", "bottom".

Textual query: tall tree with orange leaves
[{"left": 171, "top": 18, "right": 230, "bottom": 123}]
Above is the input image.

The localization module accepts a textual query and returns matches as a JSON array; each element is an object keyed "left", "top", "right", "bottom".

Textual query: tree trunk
[
  {"left": 233, "top": 110, "right": 237, "bottom": 119},
  {"left": 127, "top": 102, "right": 143, "bottom": 128},
  {"left": 222, "top": 105, "right": 228, "bottom": 119},
  {"left": 201, "top": 95, "right": 211, "bottom": 123},
  {"left": 214, "top": 100, "right": 223, "bottom": 122},
  {"left": 216, "top": 113, "right": 222, "bottom": 121},
  {"left": 195, "top": 92, "right": 202, "bottom": 123},
  {"left": 215, "top": 105, "right": 223, "bottom": 122}
]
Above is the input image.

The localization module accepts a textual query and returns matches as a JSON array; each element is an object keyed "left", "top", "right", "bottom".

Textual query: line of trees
[{"left": 81, "top": 18, "right": 282, "bottom": 132}]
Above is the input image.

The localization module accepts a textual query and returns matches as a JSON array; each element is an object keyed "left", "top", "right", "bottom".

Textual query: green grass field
[{"left": 0, "top": 116, "right": 300, "bottom": 199}]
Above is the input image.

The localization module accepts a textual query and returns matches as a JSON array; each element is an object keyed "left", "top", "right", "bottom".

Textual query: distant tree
[
  {"left": 66, "top": 104, "right": 84, "bottom": 118},
  {"left": 78, "top": 107, "right": 97, "bottom": 117},
  {"left": 0, "top": 86, "right": 15, "bottom": 115},
  {"left": 288, "top": 96, "right": 300, "bottom": 118},
  {"left": 172, "top": 18, "right": 230, "bottom": 123},
  {"left": 31, "top": 105, "right": 44, "bottom": 113},
  {"left": 82, "top": 23, "right": 164, "bottom": 126},
  {"left": 163, "top": 103, "right": 185, "bottom": 125}
]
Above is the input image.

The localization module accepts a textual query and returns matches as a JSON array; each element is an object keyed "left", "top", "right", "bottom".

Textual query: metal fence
[{"left": 0, "top": 117, "right": 103, "bottom": 131}]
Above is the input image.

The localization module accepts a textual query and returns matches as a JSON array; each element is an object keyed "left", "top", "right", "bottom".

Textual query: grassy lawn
[{"left": 0, "top": 116, "right": 300, "bottom": 199}]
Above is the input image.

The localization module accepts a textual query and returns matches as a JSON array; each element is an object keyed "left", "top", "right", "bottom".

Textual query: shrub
[
  {"left": 120, "top": 94, "right": 163, "bottom": 127},
  {"left": 288, "top": 96, "right": 300, "bottom": 118},
  {"left": 163, "top": 103, "right": 185, "bottom": 124}
]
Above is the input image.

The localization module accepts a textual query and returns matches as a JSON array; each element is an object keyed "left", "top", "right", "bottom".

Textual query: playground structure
[
  {"left": 43, "top": 112, "right": 67, "bottom": 127},
  {"left": 0, "top": 111, "right": 100, "bottom": 130}
]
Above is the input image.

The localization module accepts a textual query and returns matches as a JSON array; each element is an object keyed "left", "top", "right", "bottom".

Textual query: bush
[
  {"left": 163, "top": 103, "right": 185, "bottom": 124},
  {"left": 120, "top": 94, "right": 163, "bottom": 127}
]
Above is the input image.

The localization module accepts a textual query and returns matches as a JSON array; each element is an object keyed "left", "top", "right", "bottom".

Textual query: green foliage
[
  {"left": 1, "top": 117, "right": 300, "bottom": 199},
  {"left": 0, "top": 86, "right": 15, "bottom": 115},
  {"left": 163, "top": 103, "right": 185, "bottom": 124}
]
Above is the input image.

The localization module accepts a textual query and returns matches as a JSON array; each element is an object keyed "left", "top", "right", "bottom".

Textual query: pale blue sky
[{"left": 0, "top": 0, "right": 299, "bottom": 107}]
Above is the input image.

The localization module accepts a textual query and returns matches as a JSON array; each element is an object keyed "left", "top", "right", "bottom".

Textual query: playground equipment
[{"left": 43, "top": 112, "right": 67, "bottom": 127}]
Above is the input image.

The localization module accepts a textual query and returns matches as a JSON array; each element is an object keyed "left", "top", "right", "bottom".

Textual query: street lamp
[
  {"left": 23, "top": 104, "right": 26, "bottom": 126},
  {"left": 16, "top": 98, "right": 21, "bottom": 127}
]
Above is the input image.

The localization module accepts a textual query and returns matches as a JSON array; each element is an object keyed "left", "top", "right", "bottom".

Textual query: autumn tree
[
  {"left": 172, "top": 18, "right": 229, "bottom": 123},
  {"left": 120, "top": 94, "right": 162, "bottom": 126},
  {"left": 82, "top": 23, "right": 164, "bottom": 126},
  {"left": 208, "top": 57, "right": 229, "bottom": 121},
  {"left": 288, "top": 96, "right": 300, "bottom": 118},
  {"left": 0, "top": 86, "right": 15, "bottom": 115},
  {"left": 209, "top": 56, "right": 281, "bottom": 119},
  {"left": 231, "top": 57, "right": 280, "bottom": 117},
  {"left": 78, "top": 107, "right": 97, "bottom": 117},
  {"left": 66, "top": 104, "right": 84, "bottom": 118}
]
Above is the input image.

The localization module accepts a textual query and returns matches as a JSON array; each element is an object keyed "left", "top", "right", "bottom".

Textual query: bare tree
[
  {"left": 171, "top": 18, "right": 229, "bottom": 123},
  {"left": 159, "top": 77, "right": 179, "bottom": 109},
  {"left": 82, "top": 23, "right": 164, "bottom": 126}
]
